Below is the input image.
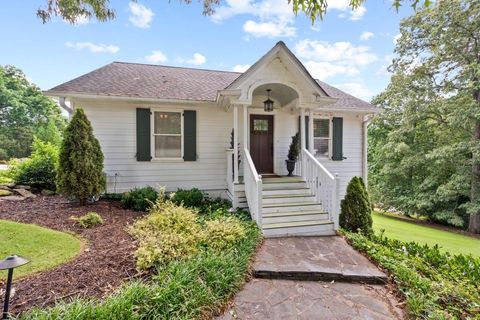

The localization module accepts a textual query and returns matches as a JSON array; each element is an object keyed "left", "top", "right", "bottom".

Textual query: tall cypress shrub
[
  {"left": 339, "top": 176, "right": 373, "bottom": 234},
  {"left": 57, "top": 108, "right": 105, "bottom": 204}
]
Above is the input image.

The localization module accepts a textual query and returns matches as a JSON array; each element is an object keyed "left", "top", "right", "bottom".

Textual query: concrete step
[
  {"left": 262, "top": 202, "right": 323, "bottom": 213},
  {"left": 262, "top": 220, "right": 335, "bottom": 237},
  {"left": 262, "top": 211, "right": 329, "bottom": 224},
  {"left": 262, "top": 187, "right": 311, "bottom": 196},
  {"left": 262, "top": 194, "right": 316, "bottom": 205}
]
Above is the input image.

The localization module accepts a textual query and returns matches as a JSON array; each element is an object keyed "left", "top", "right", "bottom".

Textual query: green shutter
[
  {"left": 183, "top": 110, "right": 197, "bottom": 161},
  {"left": 298, "top": 116, "right": 309, "bottom": 148},
  {"left": 136, "top": 108, "right": 151, "bottom": 161},
  {"left": 332, "top": 117, "right": 343, "bottom": 161}
]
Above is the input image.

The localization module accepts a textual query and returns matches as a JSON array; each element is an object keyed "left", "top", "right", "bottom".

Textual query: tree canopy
[
  {"left": 0, "top": 65, "right": 65, "bottom": 160},
  {"left": 37, "top": 0, "right": 431, "bottom": 24},
  {"left": 369, "top": 0, "right": 480, "bottom": 232}
]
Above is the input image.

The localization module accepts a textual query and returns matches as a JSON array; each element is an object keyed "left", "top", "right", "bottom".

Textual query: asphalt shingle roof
[{"left": 47, "top": 61, "right": 377, "bottom": 111}]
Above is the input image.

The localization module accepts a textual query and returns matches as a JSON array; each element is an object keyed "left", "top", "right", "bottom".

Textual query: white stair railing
[
  {"left": 243, "top": 148, "right": 263, "bottom": 228},
  {"left": 300, "top": 148, "right": 340, "bottom": 229}
]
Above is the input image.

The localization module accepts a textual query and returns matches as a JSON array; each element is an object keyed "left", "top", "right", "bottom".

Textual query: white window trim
[
  {"left": 150, "top": 108, "right": 184, "bottom": 161},
  {"left": 313, "top": 116, "right": 332, "bottom": 159}
]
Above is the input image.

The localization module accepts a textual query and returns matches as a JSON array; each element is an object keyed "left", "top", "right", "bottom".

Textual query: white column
[
  {"left": 243, "top": 105, "right": 248, "bottom": 151},
  {"left": 300, "top": 108, "right": 306, "bottom": 150},
  {"left": 233, "top": 105, "right": 239, "bottom": 184},
  {"left": 308, "top": 109, "right": 314, "bottom": 153}
]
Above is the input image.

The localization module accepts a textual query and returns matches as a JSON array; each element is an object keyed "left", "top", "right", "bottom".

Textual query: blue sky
[{"left": 0, "top": 0, "right": 414, "bottom": 101}]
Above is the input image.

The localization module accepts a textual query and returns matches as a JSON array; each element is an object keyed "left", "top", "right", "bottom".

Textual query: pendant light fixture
[{"left": 263, "top": 89, "right": 274, "bottom": 112}]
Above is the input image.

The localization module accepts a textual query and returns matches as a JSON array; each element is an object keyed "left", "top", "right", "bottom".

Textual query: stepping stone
[
  {"left": 14, "top": 188, "right": 36, "bottom": 198},
  {"left": 0, "top": 189, "right": 12, "bottom": 197},
  {"left": 0, "top": 195, "right": 25, "bottom": 201}
]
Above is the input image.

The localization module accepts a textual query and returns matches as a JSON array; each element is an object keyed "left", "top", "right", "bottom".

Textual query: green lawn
[
  {"left": 372, "top": 212, "right": 480, "bottom": 257},
  {"left": 0, "top": 219, "right": 82, "bottom": 279}
]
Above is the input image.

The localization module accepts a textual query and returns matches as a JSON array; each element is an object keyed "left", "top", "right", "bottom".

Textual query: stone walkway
[
  {"left": 218, "top": 236, "right": 403, "bottom": 320},
  {"left": 253, "top": 236, "right": 387, "bottom": 284}
]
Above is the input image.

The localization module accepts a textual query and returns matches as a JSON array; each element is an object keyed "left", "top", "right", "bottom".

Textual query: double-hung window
[
  {"left": 153, "top": 111, "right": 183, "bottom": 159},
  {"left": 313, "top": 118, "right": 330, "bottom": 158}
]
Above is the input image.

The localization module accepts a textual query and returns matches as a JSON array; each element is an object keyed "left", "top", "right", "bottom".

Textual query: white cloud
[
  {"left": 65, "top": 41, "right": 119, "bottom": 53},
  {"left": 145, "top": 50, "right": 168, "bottom": 64},
  {"left": 393, "top": 33, "right": 401, "bottom": 44},
  {"left": 187, "top": 53, "right": 207, "bottom": 65},
  {"left": 232, "top": 64, "right": 251, "bottom": 72},
  {"left": 128, "top": 2, "right": 154, "bottom": 29},
  {"left": 359, "top": 31, "right": 374, "bottom": 41},
  {"left": 334, "top": 82, "right": 374, "bottom": 100},
  {"left": 211, "top": 0, "right": 296, "bottom": 38},
  {"left": 295, "top": 39, "right": 377, "bottom": 80},
  {"left": 328, "top": 0, "right": 367, "bottom": 20},
  {"left": 303, "top": 61, "right": 359, "bottom": 80},
  {"left": 349, "top": 6, "right": 367, "bottom": 20},
  {"left": 243, "top": 20, "right": 295, "bottom": 38}
]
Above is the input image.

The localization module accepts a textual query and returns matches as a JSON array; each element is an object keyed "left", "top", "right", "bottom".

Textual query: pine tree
[
  {"left": 57, "top": 108, "right": 105, "bottom": 204},
  {"left": 339, "top": 176, "right": 373, "bottom": 234}
]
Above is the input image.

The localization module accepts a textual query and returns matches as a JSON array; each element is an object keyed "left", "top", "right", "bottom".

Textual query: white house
[{"left": 46, "top": 41, "right": 379, "bottom": 237}]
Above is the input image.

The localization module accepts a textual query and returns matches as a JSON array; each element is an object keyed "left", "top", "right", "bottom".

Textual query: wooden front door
[{"left": 250, "top": 114, "right": 274, "bottom": 174}]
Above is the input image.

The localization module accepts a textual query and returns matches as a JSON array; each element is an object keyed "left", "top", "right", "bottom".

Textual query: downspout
[
  {"left": 59, "top": 97, "right": 74, "bottom": 117},
  {"left": 362, "top": 114, "right": 374, "bottom": 187}
]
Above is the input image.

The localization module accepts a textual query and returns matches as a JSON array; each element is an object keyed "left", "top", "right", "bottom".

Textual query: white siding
[
  {"left": 73, "top": 98, "right": 365, "bottom": 201},
  {"left": 315, "top": 113, "right": 364, "bottom": 200},
  {"left": 75, "top": 99, "right": 232, "bottom": 194}
]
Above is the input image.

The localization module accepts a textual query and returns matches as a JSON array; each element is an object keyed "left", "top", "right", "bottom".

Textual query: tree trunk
[{"left": 468, "top": 88, "right": 480, "bottom": 233}]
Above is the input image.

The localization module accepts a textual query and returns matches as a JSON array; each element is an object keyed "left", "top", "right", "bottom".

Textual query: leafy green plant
[
  {"left": 11, "top": 138, "right": 59, "bottom": 190},
  {"left": 342, "top": 230, "right": 480, "bottom": 319},
  {"left": 72, "top": 212, "right": 104, "bottom": 228},
  {"left": 170, "top": 188, "right": 205, "bottom": 208},
  {"left": 287, "top": 132, "right": 300, "bottom": 161},
  {"left": 121, "top": 186, "right": 158, "bottom": 211},
  {"left": 130, "top": 200, "right": 202, "bottom": 270},
  {"left": 339, "top": 176, "right": 373, "bottom": 234},
  {"left": 22, "top": 209, "right": 261, "bottom": 320},
  {"left": 57, "top": 108, "right": 105, "bottom": 204},
  {"left": 203, "top": 217, "right": 246, "bottom": 251}
]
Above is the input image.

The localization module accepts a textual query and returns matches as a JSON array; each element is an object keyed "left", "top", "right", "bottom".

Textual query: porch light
[
  {"left": 263, "top": 89, "right": 274, "bottom": 112},
  {"left": 0, "top": 255, "right": 29, "bottom": 319}
]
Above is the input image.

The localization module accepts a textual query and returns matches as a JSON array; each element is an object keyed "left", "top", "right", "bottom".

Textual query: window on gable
[
  {"left": 153, "top": 111, "right": 182, "bottom": 158},
  {"left": 314, "top": 118, "right": 330, "bottom": 158}
]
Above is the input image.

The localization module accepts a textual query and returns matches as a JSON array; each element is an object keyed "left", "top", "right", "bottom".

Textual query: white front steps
[{"left": 259, "top": 176, "right": 335, "bottom": 237}]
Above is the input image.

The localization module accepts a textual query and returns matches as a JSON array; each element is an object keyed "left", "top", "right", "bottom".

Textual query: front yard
[
  {"left": 373, "top": 212, "right": 480, "bottom": 257},
  {"left": 0, "top": 191, "right": 261, "bottom": 319}
]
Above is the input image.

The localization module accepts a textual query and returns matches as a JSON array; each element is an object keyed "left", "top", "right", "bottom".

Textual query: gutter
[{"left": 59, "top": 97, "right": 73, "bottom": 115}]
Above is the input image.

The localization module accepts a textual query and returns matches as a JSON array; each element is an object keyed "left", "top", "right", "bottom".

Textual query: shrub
[
  {"left": 287, "top": 132, "right": 300, "bottom": 161},
  {"left": 203, "top": 217, "right": 246, "bottom": 251},
  {"left": 343, "top": 230, "right": 480, "bottom": 319},
  {"left": 130, "top": 200, "right": 202, "bottom": 270},
  {"left": 170, "top": 188, "right": 205, "bottom": 208},
  {"left": 57, "top": 108, "right": 105, "bottom": 205},
  {"left": 339, "top": 176, "right": 373, "bottom": 234},
  {"left": 11, "top": 138, "right": 59, "bottom": 190},
  {"left": 72, "top": 212, "right": 104, "bottom": 228},
  {"left": 121, "top": 186, "right": 158, "bottom": 211}
]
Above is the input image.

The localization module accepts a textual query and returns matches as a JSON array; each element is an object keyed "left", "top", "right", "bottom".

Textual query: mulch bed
[{"left": 0, "top": 195, "right": 142, "bottom": 315}]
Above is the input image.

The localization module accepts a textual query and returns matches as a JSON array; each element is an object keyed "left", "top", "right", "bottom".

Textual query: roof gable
[{"left": 225, "top": 41, "right": 329, "bottom": 105}]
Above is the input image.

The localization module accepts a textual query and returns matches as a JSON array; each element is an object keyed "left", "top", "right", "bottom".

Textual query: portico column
[
  {"left": 308, "top": 109, "right": 314, "bottom": 153},
  {"left": 243, "top": 105, "right": 248, "bottom": 151},
  {"left": 233, "top": 105, "right": 239, "bottom": 183},
  {"left": 300, "top": 108, "right": 306, "bottom": 150}
]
